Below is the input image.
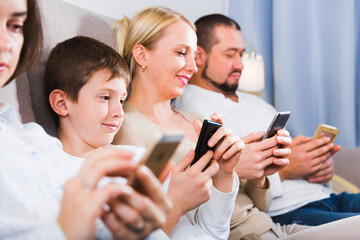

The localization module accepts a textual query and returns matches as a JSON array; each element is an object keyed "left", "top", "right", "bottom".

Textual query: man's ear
[
  {"left": 49, "top": 89, "right": 69, "bottom": 117},
  {"left": 132, "top": 44, "right": 147, "bottom": 68},
  {"left": 195, "top": 46, "right": 207, "bottom": 67}
]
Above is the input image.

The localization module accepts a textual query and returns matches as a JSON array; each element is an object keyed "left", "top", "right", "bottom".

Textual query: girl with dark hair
[{"left": 0, "top": 1, "right": 170, "bottom": 239}]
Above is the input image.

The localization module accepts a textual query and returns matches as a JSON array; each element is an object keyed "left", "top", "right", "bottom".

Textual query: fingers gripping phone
[
  {"left": 191, "top": 119, "right": 222, "bottom": 171},
  {"left": 128, "top": 134, "right": 184, "bottom": 193},
  {"left": 262, "top": 111, "right": 291, "bottom": 140}
]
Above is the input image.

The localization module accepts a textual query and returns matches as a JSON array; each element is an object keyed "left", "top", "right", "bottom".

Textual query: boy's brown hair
[{"left": 45, "top": 36, "right": 130, "bottom": 126}]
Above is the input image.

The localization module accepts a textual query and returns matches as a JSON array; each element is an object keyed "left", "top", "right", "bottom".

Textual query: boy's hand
[
  {"left": 58, "top": 147, "right": 171, "bottom": 240},
  {"left": 104, "top": 165, "right": 172, "bottom": 239}
]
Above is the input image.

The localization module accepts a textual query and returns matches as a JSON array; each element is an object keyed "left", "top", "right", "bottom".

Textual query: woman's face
[
  {"left": 0, "top": 0, "right": 27, "bottom": 87},
  {"left": 145, "top": 20, "right": 198, "bottom": 99}
]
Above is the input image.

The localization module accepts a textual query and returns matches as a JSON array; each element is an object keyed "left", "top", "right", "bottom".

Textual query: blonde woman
[{"left": 113, "top": 7, "right": 245, "bottom": 239}]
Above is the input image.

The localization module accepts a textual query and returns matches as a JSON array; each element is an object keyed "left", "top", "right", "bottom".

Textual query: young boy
[
  {"left": 45, "top": 36, "right": 130, "bottom": 157},
  {"left": 45, "top": 36, "right": 175, "bottom": 239}
]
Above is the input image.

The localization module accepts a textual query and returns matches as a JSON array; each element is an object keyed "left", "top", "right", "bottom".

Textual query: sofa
[
  {"left": 332, "top": 148, "right": 360, "bottom": 192},
  {"left": 0, "top": 0, "right": 359, "bottom": 191}
]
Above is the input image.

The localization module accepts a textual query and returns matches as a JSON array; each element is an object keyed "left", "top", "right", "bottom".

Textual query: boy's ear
[
  {"left": 195, "top": 46, "right": 207, "bottom": 67},
  {"left": 132, "top": 44, "right": 147, "bottom": 68},
  {"left": 49, "top": 89, "right": 69, "bottom": 117}
]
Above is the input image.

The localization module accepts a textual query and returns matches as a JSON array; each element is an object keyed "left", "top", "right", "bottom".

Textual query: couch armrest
[
  {"left": 330, "top": 175, "right": 360, "bottom": 194},
  {"left": 332, "top": 147, "right": 360, "bottom": 188}
]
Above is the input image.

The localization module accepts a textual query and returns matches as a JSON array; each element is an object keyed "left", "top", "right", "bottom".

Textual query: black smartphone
[
  {"left": 262, "top": 111, "right": 291, "bottom": 140},
  {"left": 191, "top": 119, "right": 222, "bottom": 170},
  {"left": 128, "top": 133, "right": 184, "bottom": 193}
]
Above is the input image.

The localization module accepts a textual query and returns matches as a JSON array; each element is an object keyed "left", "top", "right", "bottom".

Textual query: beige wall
[{"left": 61, "top": 0, "right": 228, "bottom": 22}]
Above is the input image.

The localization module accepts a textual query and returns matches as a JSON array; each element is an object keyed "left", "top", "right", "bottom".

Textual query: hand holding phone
[
  {"left": 262, "top": 111, "right": 291, "bottom": 140},
  {"left": 313, "top": 124, "right": 339, "bottom": 143},
  {"left": 191, "top": 119, "right": 222, "bottom": 171},
  {"left": 128, "top": 133, "right": 184, "bottom": 193}
]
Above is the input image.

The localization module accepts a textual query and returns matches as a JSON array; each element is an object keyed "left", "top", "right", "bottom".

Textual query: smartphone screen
[
  {"left": 191, "top": 119, "right": 222, "bottom": 170},
  {"left": 262, "top": 111, "right": 291, "bottom": 140},
  {"left": 129, "top": 133, "right": 184, "bottom": 193}
]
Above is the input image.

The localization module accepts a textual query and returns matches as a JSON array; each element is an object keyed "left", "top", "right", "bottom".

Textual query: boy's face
[{"left": 65, "top": 68, "right": 127, "bottom": 151}]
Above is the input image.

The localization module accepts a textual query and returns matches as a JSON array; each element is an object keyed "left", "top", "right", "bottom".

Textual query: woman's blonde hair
[{"left": 113, "top": 6, "right": 195, "bottom": 78}]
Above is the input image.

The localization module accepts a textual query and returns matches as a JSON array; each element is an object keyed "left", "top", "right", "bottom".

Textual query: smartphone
[
  {"left": 191, "top": 119, "right": 222, "bottom": 170},
  {"left": 312, "top": 124, "right": 339, "bottom": 143},
  {"left": 262, "top": 111, "right": 291, "bottom": 140},
  {"left": 128, "top": 133, "right": 184, "bottom": 193}
]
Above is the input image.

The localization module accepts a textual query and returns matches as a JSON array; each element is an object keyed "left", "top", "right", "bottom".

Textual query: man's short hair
[
  {"left": 45, "top": 36, "right": 130, "bottom": 126},
  {"left": 195, "top": 14, "right": 241, "bottom": 53}
]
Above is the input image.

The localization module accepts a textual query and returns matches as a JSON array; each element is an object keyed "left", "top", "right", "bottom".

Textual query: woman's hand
[
  {"left": 163, "top": 149, "right": 218, "bottom": 235},
  {"left": 208, "top": 114, "right": 244, "bottom": 169},
  {"left": 197, "top": 113, "right": 244, "bottom": 192}
]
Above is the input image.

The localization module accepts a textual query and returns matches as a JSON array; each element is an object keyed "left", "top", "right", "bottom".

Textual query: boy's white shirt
[{"left": 0, "top": 104, "right": 169, "bottom": 239}]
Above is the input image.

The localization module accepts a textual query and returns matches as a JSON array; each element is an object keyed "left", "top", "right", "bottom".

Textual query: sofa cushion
[
  {"left": 27, "top": 0, "right": 116, "bottom": 136},
  {"left": 333, "top": 147, "right": 360, "bottom": 188}
]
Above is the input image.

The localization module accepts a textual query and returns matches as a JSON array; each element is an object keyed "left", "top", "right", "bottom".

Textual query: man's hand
[
  {"left": 305, "top": 157, "right": 335, "bottom": 183},
  {"left": 236, "top": 131, "right": 291, "bottom": 179},
  {"left": 236, "top": 130, "right": 291, "bottom": 189},
  {"left": 279, "top": 135, "right": 340, "bottom": 181}
]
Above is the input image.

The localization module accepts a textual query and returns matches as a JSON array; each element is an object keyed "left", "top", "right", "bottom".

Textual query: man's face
[{"left": 202, "top": 25, "right": 245, "bottom": 95}]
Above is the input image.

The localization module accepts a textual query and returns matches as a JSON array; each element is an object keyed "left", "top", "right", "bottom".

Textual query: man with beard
[{"left": 173, "top": 13, "right": 360, "bottom": 237}]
